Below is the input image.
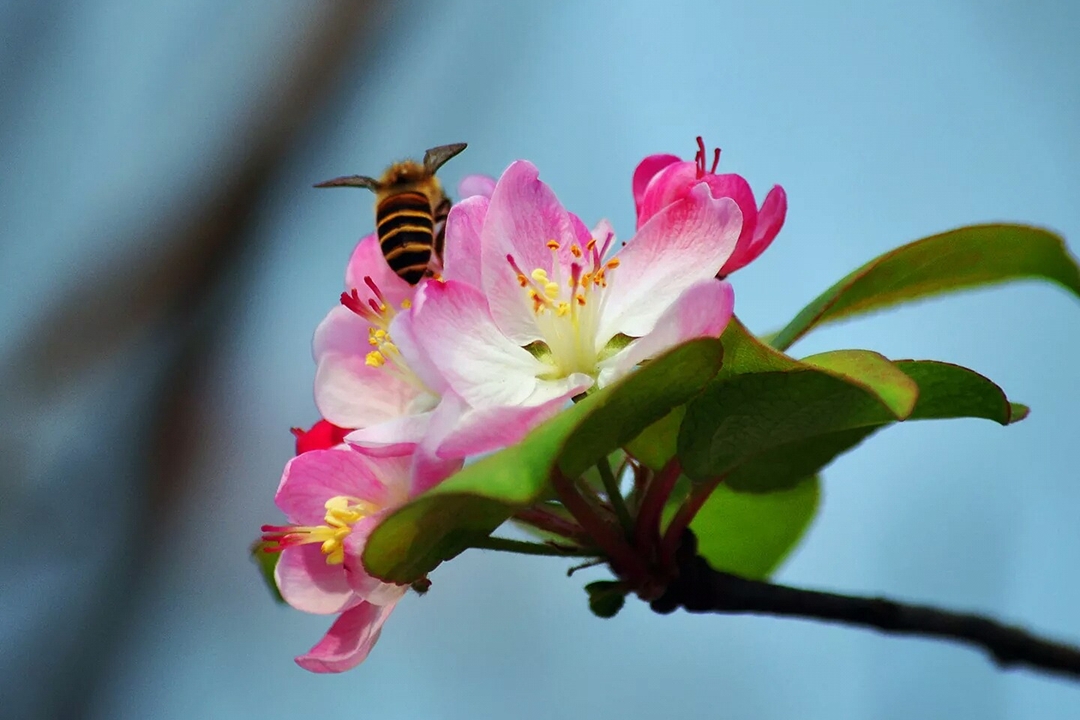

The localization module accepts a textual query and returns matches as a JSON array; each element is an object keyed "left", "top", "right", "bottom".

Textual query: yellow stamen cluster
[{"left": 285, "top": 496, "right": 375, "bottom": 565}]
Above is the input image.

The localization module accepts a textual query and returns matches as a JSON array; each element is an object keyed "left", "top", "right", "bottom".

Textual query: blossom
[
  {"left": 633, "top": 137, "right": 787, "bottom": 276},
  {"left": 408, "top": 160, "right": 740, "bottom": 411},
  {"left": 260, "top": 447, "right": 412, "bottom": 672}
]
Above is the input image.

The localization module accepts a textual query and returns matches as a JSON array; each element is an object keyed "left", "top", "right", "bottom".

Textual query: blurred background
[{"left": 2, "top": 1, "right": 1079, "bottom": 718}]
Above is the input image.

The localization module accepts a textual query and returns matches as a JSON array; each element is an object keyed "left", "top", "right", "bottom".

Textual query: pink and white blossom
[
  {"left": 409, "top": 160, "right": 740, "bottom": 415},
  {"left": 634, "top": 137, "right": 787, "bottom": 276},
  {"left": 260, "top": 447, "right": 412, "bottom": 672}
]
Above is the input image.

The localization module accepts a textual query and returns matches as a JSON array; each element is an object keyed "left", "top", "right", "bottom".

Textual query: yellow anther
[
  {"left": 368, "top": 337, "right": 378, "bottom": 346},
  {"left": 365, "top": 351, "right": 386, "bottom": 367},
  {"left": 400, "top": 299, "right": 412, "bottom": 309},
  {"left": 544, "top": 281, "right": 560, "bottom": 299},
  {"left": 546, "top": 240, "right": 561, "bottom": 250},
  {"left": 531, "top": 268, "right": 550, "bottom": 282},
  {"left": 556, "top": 302, "right": 570, "bottom": 317}
]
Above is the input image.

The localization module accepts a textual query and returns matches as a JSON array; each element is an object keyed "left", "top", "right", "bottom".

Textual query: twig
[
  {"left": 470, "top": 536, "right": 599, "bottom": 558},
  {"left": 651, "top": 531, "right": 1080, "bottom": 680},
  {"left": 597, "top": 455, "right": 634, "bottom": 534}
]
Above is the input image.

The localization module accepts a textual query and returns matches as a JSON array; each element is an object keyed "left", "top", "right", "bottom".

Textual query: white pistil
[{"left": 507, "top": 238, "right": 621, "bottom": 380}]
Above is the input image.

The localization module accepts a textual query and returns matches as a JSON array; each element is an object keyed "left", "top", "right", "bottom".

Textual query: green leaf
[
  {"left": 624, "top": 406, "right": 684, "bottom": 471},
  {"left": 691, "top": 476, "right": 820, "bottom": 579},
  {"left": 679, "top": 360, "right": 1024, "bottom": 492},
  {"left": 801, "top": 349, "right": 919, "bottom": 419},
  {"left": 585, "top": 581, "right": 628, "bottom": 618},
  {"left": 723, "top": 427, "right": 881, "bottom": 492},
  {"left": 718, "top": 317, "right": 802, "bottom": 376},
  {"left": 251, "top": 542, "right": 285, "bottom": 604},
  {"left": 363, "top": 338, "right": 724, "bottom": 584},
  {"left": 558, "top": 338, "right": 724, "bottom": 477},
  {"left": 771, "top": 224, "right": 1080, "bottom": 351}
]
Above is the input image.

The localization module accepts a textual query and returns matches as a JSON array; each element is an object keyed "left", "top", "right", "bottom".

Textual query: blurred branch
[
  {"left": 14, "top": 1, "right": 381, "bottom": 394},
  {"left": 652, "top": 531, "right": 1080, "bottom": 681}
]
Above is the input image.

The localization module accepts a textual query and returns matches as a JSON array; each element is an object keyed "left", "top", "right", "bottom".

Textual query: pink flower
[
  {"left": 633, "top": 137, "right": 787, "bottom": 276},
  {"left": 291, "top": 419, "right": 350, "bottom": 454},
  {"left": 260, "top": 447, "right": 412, "bottom": 672},
  {"left": 313, "top": 226, "right": 566, "bottom": 491},
  {"left": 409, "top": 160, "right": 740, "bottom": 411},
  {"left": 458, "top": 174, "right": 496, "bottom": 200}
]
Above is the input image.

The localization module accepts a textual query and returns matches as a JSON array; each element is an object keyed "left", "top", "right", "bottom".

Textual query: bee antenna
[
  {"left": 423, "top": 143, "right": 468, "bottom": 174},
  {"left": 313, "top": 175, "right": 380, "bottom": 191}
]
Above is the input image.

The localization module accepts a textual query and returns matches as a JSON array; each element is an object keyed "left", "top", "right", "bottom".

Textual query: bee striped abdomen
[
  {"left": 432, "top": 197, "right": 452, "bottom": 263},
  {"left": 376, "top": 191, "right": 435, "bottom": 285}
]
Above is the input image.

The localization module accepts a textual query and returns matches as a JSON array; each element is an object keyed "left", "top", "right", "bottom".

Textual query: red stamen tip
[{"left": 341, "top": 289, "right": 365, "bottom": 315}]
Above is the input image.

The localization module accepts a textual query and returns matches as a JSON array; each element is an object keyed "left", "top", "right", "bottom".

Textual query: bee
[{"left": 315, "top": 143, "right": 468, "bottom": 285}]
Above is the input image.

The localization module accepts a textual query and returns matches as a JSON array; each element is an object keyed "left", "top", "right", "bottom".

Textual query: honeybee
[{"left": 315, "top": 143, "right": 468, "bottom": 284}]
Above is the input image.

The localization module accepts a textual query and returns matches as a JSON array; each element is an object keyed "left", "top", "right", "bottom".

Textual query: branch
[{"left": 651, "top": 532, "right": 1080, "bottom": 681}]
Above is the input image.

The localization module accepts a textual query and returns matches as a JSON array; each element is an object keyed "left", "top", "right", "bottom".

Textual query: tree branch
[{"left": 651, "top": 532, "right": 1080, "bottom": 681}]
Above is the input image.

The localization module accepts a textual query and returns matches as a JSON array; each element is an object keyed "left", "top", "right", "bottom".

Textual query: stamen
[{"left": 546, "top": 240, "right": 561, "bottom": 250}]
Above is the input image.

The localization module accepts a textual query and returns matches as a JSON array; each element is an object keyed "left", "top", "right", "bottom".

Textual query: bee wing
[
  {"left": 422, "top": 143, "right": 467, "bottom": 174},
  {"left": 313, "top": 174, "right": 380, "bottom": 190}
]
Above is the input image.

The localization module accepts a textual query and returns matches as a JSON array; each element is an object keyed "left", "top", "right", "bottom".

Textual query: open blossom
[
  {"left": 312, "top": 222, "right": 574, "bottom": 489},
  {"left": 261, "top": 447, "right": 413, "bottom": 672},
  {"left": 633, "top": 137, "right": 787, "bottom": 276},
  {"left": 408, "top": 160, "right": 741, "bottom": 413}
]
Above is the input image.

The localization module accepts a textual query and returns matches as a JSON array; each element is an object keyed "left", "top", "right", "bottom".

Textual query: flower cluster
[{"left": 259, "top": 138, "right": 786, "bottom": 672}]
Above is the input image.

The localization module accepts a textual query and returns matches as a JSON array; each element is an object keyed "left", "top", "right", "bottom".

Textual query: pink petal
[
  {"left": 314, "top": 353, "right": 429, "bottom": 429},
  {"left": 274, "top": 448, "right": 391, "bottom": 523},
  {"left": 568, "top": 212, "right": 595, "bottom": 248},
  {"left": 480, "top": 161, "right": 576, "bottom": 344},
  {"left": 591, "top": 219, "right": 616, "bottom": 246},
  {"left": 410, "top": 439, "right": 465, "bottom": 495},
  {"left": 342, "top": 515, "right": 411, "bottom": 603},
  {"left": 636, "top": 161, "right": 696, "bottom": 227},
  {"left": 632, "top": 154, "right": 681, "bottom": 221},
  {"left": 597, "top": 184, "right": 742, "bottom": 343},
  {"left": 344, "top": 234, "right": 414, "bottom": 309},
  {"left": 348, "top": 451, "right": 413, "bottom": 505},
  {"left": 599, "top": 279, "right": 734, "bottom": 385},
  {"left": 275, "top": 544, "right": 357, "bottom": 615},
  {"left": 412, "top": 279, "right": 550, "bottom": 407},
  {"left": 434, "top": 388, "right": 578, "bottom": 460},
  {"left": 458, "top": 174, "right": 496, "bottom": 199},
  {"left": 295, "top": 600, "right": 397, "bottom": 673},
  {"left": 345, "top": 413, "right": 430, "bottom": 456},
  {"left": 312, "top": 305, "right": 371, "bottom": 363},
  {"left": 723, "top": 184, "right": 787, "bottom": 274},
  {"left": 441, "top": 195, "right": 488, "bottom": 287},
  {"left": 387, "top": 310, "right": 447, "bottom": 394}
]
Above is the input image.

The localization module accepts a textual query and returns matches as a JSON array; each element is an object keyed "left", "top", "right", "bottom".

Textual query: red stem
[
  {"left": 634, "top": 459, "right": 682, "bottom": 559},
  {"left": 514, "top": 506, "right": 589, "bottom": 543},
  {"left": 659, "top": 475, "right": 724, "bottom": 568},
  {"left": 552, "top": 470, "right": 647, "bottom": 584}
]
